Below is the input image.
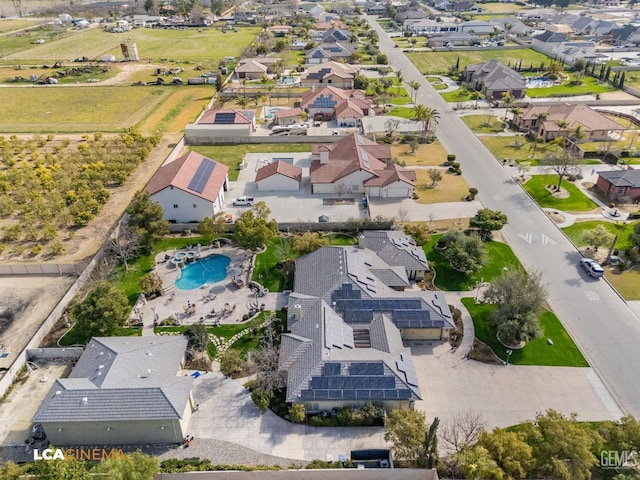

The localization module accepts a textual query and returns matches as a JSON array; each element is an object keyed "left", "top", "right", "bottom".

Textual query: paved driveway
[
  {"left": 188, "top": 372, "right": 386, "bottom": 462},
  {"left": 369, "top": 198, "right": 483, "bottom": 221}
]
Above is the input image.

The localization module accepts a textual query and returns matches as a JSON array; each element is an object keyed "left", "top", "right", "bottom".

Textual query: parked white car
[
  {"left": 579, "top": 258, "right": 604, "bottom": 278},
  {"left": 232, "top": 196, "right": 254, "bottom": 207}
]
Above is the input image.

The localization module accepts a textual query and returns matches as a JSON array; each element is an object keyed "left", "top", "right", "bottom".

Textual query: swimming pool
[{"left": 175, "top": 254, "right": 231, "bottom": 290}]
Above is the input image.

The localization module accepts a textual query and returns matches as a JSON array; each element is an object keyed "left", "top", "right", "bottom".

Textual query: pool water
[{"left": 175, "top": 254, "right": 231, "bottom": 290}]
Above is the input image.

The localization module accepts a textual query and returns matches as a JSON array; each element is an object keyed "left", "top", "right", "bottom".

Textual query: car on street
[{"left": 579, "top": 258, "right": 604, "bottom": 278}]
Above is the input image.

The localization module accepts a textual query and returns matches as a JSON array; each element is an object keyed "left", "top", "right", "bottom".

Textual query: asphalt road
[{"left": 366, "top": 16, "right": 640, "bottom": 418}]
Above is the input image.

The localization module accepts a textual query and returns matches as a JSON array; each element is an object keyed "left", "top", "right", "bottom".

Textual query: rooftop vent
[{"left": 81, "top": 397, "right": 88, "bottom": 405}]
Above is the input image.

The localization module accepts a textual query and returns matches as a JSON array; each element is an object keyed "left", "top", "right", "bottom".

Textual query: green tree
[
  {"left": 478, "top": 428, "right": 535, "bottom": 479},
  {"left": 144, "top": 0, "right": 155, "bottom": 12},
  {"left": 289, "top": 403, "right": 306, "bottom": 423},
  {"left": 458, "top": 445, "right": 502, "bottom": 480},
  {"left": 597, "top": 415, "right": 640, "bottom": 454},
  {"left": 31, "top": 457, "right": 90, "bottom": 480},
  {"left": 0, "top": 461, "right": 28, "bottom": 480},
  {"left": 439, "top": 229, "right": 486, "bottom": 273},
  {"left": 395, "top": 69, "right": 404, "bottom": 97},
  {"left": 384, "top": 409, "right": 427, "bottom": 465},
  {"left": 186, "top": 323, "right": 209, "bottom": 352},
  {"left": 291, "top": 232, "right": 329, "bottom": 255},
  {"left": 95, "top": 451, "right": 158, "bottom": 480},
  {"left": 404, "top": 223, "right": 431, "bottom": 246},
  {"left": 540, "top": 152, "right": 581, "bottom": 192},
  {"left": 408, "top": 80, "right": 421, "bottom": 104},
  {"left": 126, "top": 191, "right": 169, "bottom": 254},
  {"left": 470, "top": 208, "right": 508, "bottom": 240},
  {"left": 428, "top": 169, "right": 443, "bottom": 187},
  {"left": 219, "top": 349, "right": 244, "bottom": 376},
  {"left": 71, "top": 281, "right": 130, "bottom": 338},
  {"left": 233, "top": 202, "right": 278, "bottom": 251},
  {"left": 139, "top": 272, "right": 163, "bottom": 296},
  {"left": 198, "top": 212, "right": 226, "bottom": 242},
  {"left": 520, "top": 410, "right": 601, "bottom": 480},
  {"left": 582, "top": 224, "right": 614, "bottom": 251},
  {"left": 631, "top": 222, "right": 640, "bottom": 250},
  {"left": 424, "top": 417, "right": 440, "bottom": 469},
  {"left": 353, "top": 74, "right": 369, "bottom": 90},
  {"left": 483, "top": 270, "right": 547, "bottom": 346}
]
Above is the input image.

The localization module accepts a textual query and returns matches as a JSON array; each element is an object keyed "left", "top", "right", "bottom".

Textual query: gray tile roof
[
  {"left": 362, "top": 230, "right": 429, "bottom": 272},
  {"left": 33, "top": 336, "right": 192, "bottom": 423},
  {"left": 599, "top": 168, "right": 640, "bottom": 188},
  {"left": 283, "top": 239, "right": 453, "bottom": 404}
]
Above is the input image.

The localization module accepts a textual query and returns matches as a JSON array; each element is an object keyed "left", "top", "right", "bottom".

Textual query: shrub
[
  {"left": 337, "top": 406, "right": 354, "bottom": 426},
  {"left": 447, "top": 154, "right": 456, "bottom": 162},
  {"left": 289, "top": 404, "right": 306, "bottom": 423},
  {"left": 251, "top": 389, "right": 272, "bottom": 412},
  {"left": 30, "top": 243, "right": 43, "bottom": 255}
]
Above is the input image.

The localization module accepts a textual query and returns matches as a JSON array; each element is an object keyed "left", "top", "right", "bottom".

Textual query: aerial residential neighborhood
[{"left": 2, "top": 0, "right": 640, "bottom": 478}]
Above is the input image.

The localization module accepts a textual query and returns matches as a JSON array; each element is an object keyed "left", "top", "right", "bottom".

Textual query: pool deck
[{"left": 132, "top": 244, "right": 279, "bottom": 336}]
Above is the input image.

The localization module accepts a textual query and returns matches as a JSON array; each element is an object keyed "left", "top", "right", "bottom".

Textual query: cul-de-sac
[{"left": 1, "top": 0, "right": 640, "bottom": 477}]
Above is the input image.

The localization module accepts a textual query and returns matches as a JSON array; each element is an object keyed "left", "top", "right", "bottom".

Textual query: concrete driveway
[
  {"left": 368, "top": 197, "right": 483, "bottom": 221},
  {"left": 187, "top": 372, "right": 386, "bottom": 462}
]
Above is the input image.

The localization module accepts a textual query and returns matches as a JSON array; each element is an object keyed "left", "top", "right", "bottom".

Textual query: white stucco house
[
  {"left": 184, "top": 109, "right": 256, "bottom": 144},
  {"left": 146, "top": 151, "right": 229, "bottom": 223},
  {"left": 255, "top": 160, "right": 303, "bottom": 191}
]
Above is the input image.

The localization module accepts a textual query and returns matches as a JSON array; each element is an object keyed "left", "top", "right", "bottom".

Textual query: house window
[
  {"left": 173, "top": 204, "right": 178, "bottom": 208},
  {"left": 327, "top": 79, "right": 332, "bottom": 83},
  {"left": 618, "top": 187, "right": 625, "bottom": 195},
  {"left": 193, "top": 204, "right": 197, "bottom": 208}
]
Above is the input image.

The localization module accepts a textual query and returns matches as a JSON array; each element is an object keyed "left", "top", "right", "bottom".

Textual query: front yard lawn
[
  {"left": 461, "top": 298, "right": 589, "bottom": 367},
  {"left": 480, "top": 135, "right": 561, "bottom": 163},
  {"left": 461, "top": 115, "right": 506, "bottom": 134},
  {"left": 414, "top": 170, "right": 470, "bottom": 204},
  {"left": 391, "top": 141, "right": 448, "bottom": 166},
  {"left": 423, "top": 236, "right": 524, "bottom": 291},
  {"left": 522, "top": 175, "right": 598, "bottom": 212},
  {"left": 606, "top": 267, "right": 640, "bottom": 301},
  {"left": 384, "top": 106, "right": 415, "bottom": 119},
  {"left": 562, "top": 220, "right": 636, "bottom": 250}
]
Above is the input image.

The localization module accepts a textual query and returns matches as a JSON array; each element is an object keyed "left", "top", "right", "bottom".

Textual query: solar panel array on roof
[
  {"left": 331, "top": 283, "right": 362, "bottom": 302},
  {"left": 335, "top": 298, "right": 422, "bottom": 312},
  {"left": 343, "top": 309, "right": 373, "bottom": 323},
  {"left": 396, "top": 353, "right": 419, "bottom": 387},
  {"left": 299, "top": 388, "right": 412, "bottom": 401},
  {"left": 310, "top": 94, "right": 339, "bottom": 110},
  {"left": 214, "top": 112, "right": 237, "bottom": 124},
  {"left": 323, "top": 362, "right": 341, "bottom": 376},
  {"left": 350, "top": 362, "right": 384, "bottom": 376},
  {"left": 187, "top": 158, "right": 216, "bottom": 194},
  {"left": 310, "top": 375, "right": 395, "bottom": 390},
  {"left": 345, "top": 252, "right": 377, "bottom": 293},
  {"left": 395, "top": 310, "right": 445, "bottom": 328}
]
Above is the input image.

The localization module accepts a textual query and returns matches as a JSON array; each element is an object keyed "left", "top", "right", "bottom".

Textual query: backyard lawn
[
  {"left": 461, "top": 115, "right": 505, "bottom": 134},
  {"left": 0, "top": 86, "right": 171, "bottom": 132},
  {"left": 527, "top": 75, "right": 616, "bottom": 98},
  {"left": 522, "top": 175, "right": 598, "bottom": 212},
  {"left": 192, "top": 144, "right": 312, "bottom": 181},
  {"left": 423, "top": 236, "right": 524, "bottom": 291},
  {"left": 461, "top": 298, "right": 589, "bottom": 367},
  {"left": 415, "top": 170, "right": 470, "bottom": 204},
  {"left": 407, "top": 48, "right": 552, "bottom": 75},
  {"left": 390, "top": 141, "right": 448, "bottom": 166},
  {"left": 562, "top": 220, "right": 636, "bottom": 250}
]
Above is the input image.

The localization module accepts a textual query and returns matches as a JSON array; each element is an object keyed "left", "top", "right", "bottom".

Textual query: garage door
[
  {"left": 386, "top": 188, "right": 409, "bottom": 198},
  {"left": 402, "top": 328, "right": 442, "bottom": 340}
]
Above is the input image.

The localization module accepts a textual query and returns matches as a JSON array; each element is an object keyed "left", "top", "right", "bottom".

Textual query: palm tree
[
  {"left": 408, "top": 80, "right": 420, "bottom": 104},
  {"left": 570, "top": 125, "right": 587, "bottom": 154},
  {"left": 501, "top": 92, "right": 514, "bottom": 120},
  {"left": 529, "top": 133, "right": 543, "bottom": 159},
  {"left": 547, "top": 60, "right": 564, "bottom": 78},
  {"left": 413, "top": 104, "right": 428, "bottom": 131},
  {"left": 236, "top": 96, "right": 249, "bottom": 109},
  {"left": 534, "top": 112, "right": 548, "bottom": 132},
  {"left": 470, "top": 90, "right": 483, "bottom": 110},
  {"left": 509, "top": 107, "right": 522, "bottom": 126},
  {"left": 395, "top": 69, "right": 404, "bottom": 97},
  {"left": 414, "top": 105, "right": 440, "bottom": 134}
]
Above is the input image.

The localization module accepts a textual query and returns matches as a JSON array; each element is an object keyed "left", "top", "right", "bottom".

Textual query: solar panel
[
  {"left": 350, "top": 363, "right": 384, "bottom": 376},
  {"left": 398, "top": 389, "right": 412, "bottom": 399},
  {"left": 187, "top": 158, "right": 216, "bottom": 194},
  {"left": 214, "top": 112, "right": 236, "bottom": 124},
  {"left": 328, "top": 390, "right": 343, "bottom": 399},
  {"left": 323, "top": 362, "right": 341, "bottom": 376}
]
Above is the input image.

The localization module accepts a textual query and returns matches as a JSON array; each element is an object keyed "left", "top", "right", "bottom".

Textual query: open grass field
[
  {"left": 6, "top": 26, "right": 261, "bottom": 63},
  {"left": 391, "top": 141, "right": 448, "bottom": 166},
  {"left": 562, "top": 219, "right": 637, "bottom": 251},
  {"left": 0, "top": 62, "right": 119, "bottom": 84},
  {"left": 0, "top": 86, "right": 171, "bottom": 132},
  {"left": 0, "top": 18, "right": 45, "bottom": 33},
  {"left": 423, "top": 236, "right": 524, "bottom": 291},
  {"left": 476, "top": 2, "right": 528, "bottom": 13},
  {"left": 461, "top": 115, "right": 505, "bottom": 134},
  {"left": 461, "top": 298, "right": 588, "bottom": 367},
  {"left": 606, "top": 267, "right": 640, "bottom": 301},
  {"left": 191, "top": 144, "right": 312, "bottom": 181},
  {"left": 407, "top": 48, "right": 552, "bottom": 75},
  {"left": 414, "top": 170, "right": 470, "bottom": 204},
  {"left": 522, "top": 175, "right": 598, "bottom": 212}
]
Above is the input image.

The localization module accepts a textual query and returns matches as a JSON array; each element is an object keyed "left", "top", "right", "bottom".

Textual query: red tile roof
[
  {"left": 146, "top": 151, "right": 229, "bottom": 203},
  {"left": 255, "top": 160, "right": 303, "bottom": 182},
  {"left": 274, "top": 107, "right": 304, "bottom": 119},
  {"left": 519, "top": 103, "right": 623, "bottom": 133}
]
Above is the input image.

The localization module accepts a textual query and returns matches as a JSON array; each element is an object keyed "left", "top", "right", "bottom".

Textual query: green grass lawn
[
  {"left": 441, "top": 88, "right": 475, "bottom": 103},
  {"left": 479, "top": 135, "right": 561, "bottom": 163},
  {"left": 6, "top": 26, "right": 262, "bottom": 63},
  {"left": 385, "top": 106, "right": 415, "bottom": 119},
  {"left": 562, "top": 220, "right": 637, "bottom": 250},
  {"left": 191, "top": 144, "right": 312, "bottom": 181},
  {"left": 461, "top": 115, "right": 505, "bottom": 134},
  {"left": 522, "top": 175, "right": 598, "bottom": 212},
  {"left": 607, "top": 267, "right": 640, "bottom": 301},
  {"left": 423, "top": 236, "right": 524, "bottom": 291},
  {"left": 407, "top": 48, "right": 552, "bottom": 75},
  {"left": 0, "top": 86, "right": 171, "bottom": 132},
  {"left": 461, "top": 298, "right": 588, "bottom": 367},
  {"left": 527, "top": 75, "right": 616, "bottom": 98}
]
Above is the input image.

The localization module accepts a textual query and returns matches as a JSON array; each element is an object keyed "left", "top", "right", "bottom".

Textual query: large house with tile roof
[
  {"left": 596, "top": 167, "right": 640, "bottom": 201},
  {"left": 305, "top": 42, "right": 357, "bottom": 64},
  {"left": 33, "top": 336, "right": 194, "bottom": 445},
  {"left": 146, "top": 151, "right": 229, "bottom": 222},
  {"left": 300, "top": 62, "right": 360, "bottom": 89},
  {"left": 279, "top": 239, "right": 453, "bottom": 412},
  {"left": 462, "top": 59, "right": 526, "bottom": 100},
  {"left": 513, "top": 104, "right": 625, "bottom": 141},
  {"left": 360, "top": 230, "right": 430, "bottom": 281},
  {"left": 310, "top": 133, "right": 416, "bottom": 197},
  {"left": 301, "top": 86, "right": 372, "bottom": 125}
]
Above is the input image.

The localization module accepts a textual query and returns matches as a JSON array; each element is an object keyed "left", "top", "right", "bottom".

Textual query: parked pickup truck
[{"left": 232, "top": 196, "right": 254, "bottom": 206}]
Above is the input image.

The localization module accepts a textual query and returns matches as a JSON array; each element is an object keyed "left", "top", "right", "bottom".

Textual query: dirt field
[{"left": 0, "top": 276, "right": 74, "bottom": 373}]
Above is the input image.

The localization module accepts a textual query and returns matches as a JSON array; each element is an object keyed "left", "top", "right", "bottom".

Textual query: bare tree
[
  {"left": 108, "top": 220, "right": 140, "bottom": 271},
  {"left": 333, "top": 183, "right": 349, "bottom": 198},
  {"left": 396, "top": 207, "right": 410, "bottom": 224},
  {"left": 540, "top": 152, "right": 581, "bottom": 191},
  {"left": 440, "top": 410, "right": 487, "bottom": 453},
  {"left": 429, "top": 169, "right": 443, "bottom": 187},
  {"left": 385, "top": 118, "right": 400, "bottom": 136},
  {"left": 11, "top": 0, "right": 23, "bottom": 16},
  {"left": 248, "top": 317, "right": 285, "bottom": 394}
]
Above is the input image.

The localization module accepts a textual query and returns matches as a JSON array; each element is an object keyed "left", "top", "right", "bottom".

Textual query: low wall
[
  {"left": 184, "top": 134, "right": 344, "bottom": 146},
  {"left": 0, "top": 262, "right": 87, "bottom": 276},
  {"left": 27, "top": 347, "right": 83, "bottom": 360},
  {"left": 167, "top": 220, "right": 393, "bottom": 234}
]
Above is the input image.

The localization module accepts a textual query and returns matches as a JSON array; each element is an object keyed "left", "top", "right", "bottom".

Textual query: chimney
[
  {"left": 320, "top": 150, "right": 329, "bottom": 164},
  {"left": 358, "top": 234, "right": 366, "bottom": 249},
  {"left": 292, "top": 304, "right": 302, "bottom": 320}
]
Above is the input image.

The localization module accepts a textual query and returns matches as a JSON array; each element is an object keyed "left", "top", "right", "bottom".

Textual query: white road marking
[
  {"left": 541, "top": 234, "right": 557, "bottom": 245},
  {"left": 492, "top": 195, "right": 503, "bottom": 201},
  {"left": 584, "top": 291, "right": 601, "bottom": 302},
  {"left": 518, "top": 233, "right": 532, "bottom": 244}
]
